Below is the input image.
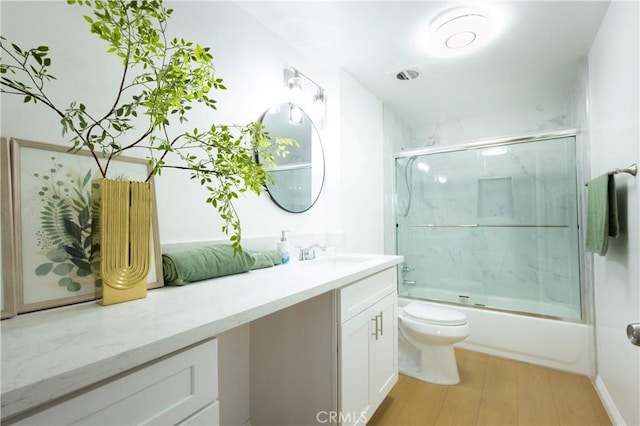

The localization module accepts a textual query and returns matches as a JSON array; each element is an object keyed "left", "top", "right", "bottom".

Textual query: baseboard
[{"left": 594, "top": 375, "right": 624, "bottom": 425}]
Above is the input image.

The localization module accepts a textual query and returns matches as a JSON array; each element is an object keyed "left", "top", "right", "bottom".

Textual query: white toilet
[{"left": 398, "top": 302, "right": 470, "bottom": 385}]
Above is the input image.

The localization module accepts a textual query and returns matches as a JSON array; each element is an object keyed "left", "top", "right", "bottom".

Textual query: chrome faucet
[{"left": 299, "top": 243, "right": 326, "bottom": 261}]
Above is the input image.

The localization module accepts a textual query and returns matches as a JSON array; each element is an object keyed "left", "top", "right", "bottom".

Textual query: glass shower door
[{"left": 396, "top": 136, "right": 581, "bottom": 320}]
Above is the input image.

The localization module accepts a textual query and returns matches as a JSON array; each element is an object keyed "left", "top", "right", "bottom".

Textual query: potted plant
[{"left": 1, "top": 0, "right": 290, "bottom": 303}]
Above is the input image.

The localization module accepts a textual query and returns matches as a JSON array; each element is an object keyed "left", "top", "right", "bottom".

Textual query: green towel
[
  {"left": 585, "top": 174, "right": 619, "bottom": 256},
  {"left": 248, "top": 250, "right": 282, "bottom": 270},
  {"left": 162, "top": 244, "right": 256, "bottom": 285}
]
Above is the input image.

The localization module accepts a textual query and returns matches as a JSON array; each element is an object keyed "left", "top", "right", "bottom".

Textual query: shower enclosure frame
[{"left": 393, "top": 128, "right": 593, "bottom": 324}]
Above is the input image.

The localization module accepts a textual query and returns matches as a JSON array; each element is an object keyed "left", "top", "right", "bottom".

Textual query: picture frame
[
  {"left": 10, "top": 138, "right": 164, "bottom": 313},
  {"left": 1, "top": 138, "right": 16, "bottom": 319}
]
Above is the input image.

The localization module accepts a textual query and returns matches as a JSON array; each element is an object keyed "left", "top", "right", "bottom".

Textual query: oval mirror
[{"left": 256, "top": 102, "right": 325, "bottom": 213}]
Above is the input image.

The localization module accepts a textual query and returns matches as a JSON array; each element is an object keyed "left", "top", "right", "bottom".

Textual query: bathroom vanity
[
  {"left": 1, "top": 253, "right": 402, "bottom": 425},
  {"left": 251, "top": 265, "right": 398, "bottom": 425}
]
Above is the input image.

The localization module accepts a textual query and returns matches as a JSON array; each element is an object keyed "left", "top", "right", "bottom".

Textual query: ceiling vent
[
  {"left": 392, "top": 64, "right": 423, "bottom": 81},
  {"left": 396, "top": 70, "right": 420, "bottom": 81}
]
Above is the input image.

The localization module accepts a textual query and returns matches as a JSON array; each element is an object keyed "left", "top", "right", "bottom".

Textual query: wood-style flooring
[{"left": 368, "top": 349, "right": 611, "bottom": 426}]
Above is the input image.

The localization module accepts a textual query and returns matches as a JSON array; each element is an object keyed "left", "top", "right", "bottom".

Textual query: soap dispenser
[{"left": 277, "top": 230, "right": 290, "bottom": 264}]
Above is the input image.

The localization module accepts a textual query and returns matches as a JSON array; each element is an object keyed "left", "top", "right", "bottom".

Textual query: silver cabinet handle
[
  {"left": 370, "top": 312, "right": 385, "bottom": 340},
  {"left": 372, "top": 317, "right": 379, "bottom": 340},
  {"left": 627, "top": 323, "right": 640, "bottom": 347}
]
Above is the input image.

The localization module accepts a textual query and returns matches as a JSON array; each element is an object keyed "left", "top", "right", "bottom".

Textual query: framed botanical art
[
  {"left": 1, "top": 138, "right": 16, "bottom": 319},
  {"left": 10, "top": 138, "right": 164, "bottom": 313}
]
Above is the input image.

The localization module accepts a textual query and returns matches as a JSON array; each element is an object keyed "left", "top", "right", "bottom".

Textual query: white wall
[
  {"left": 588, "top": 1, "right": 640, "bottom": 425},
  {"left": 338, "top": 70, "right": 385, "bottom": 253}
]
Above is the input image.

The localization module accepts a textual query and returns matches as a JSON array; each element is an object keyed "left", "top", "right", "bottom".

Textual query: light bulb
[{"left": 289, "top": 104, "right": 303, "bottom": 124}]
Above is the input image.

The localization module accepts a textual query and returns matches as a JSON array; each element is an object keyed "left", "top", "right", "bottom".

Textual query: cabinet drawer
[
  {"left": 339, "top": 268, "right": 396, "bottom": 323},
  {"left": 16, "top": 339, "right": 218, "bottom": 426},
  {"left": 179, "top": 401, "right": 220, "bottom": 426}
]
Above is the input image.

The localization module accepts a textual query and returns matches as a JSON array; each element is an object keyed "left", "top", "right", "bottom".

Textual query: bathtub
[
  {"left": 400, "top": 286, "right": 581, "bottom": 319},
  {"left": 398, "top": 296, "right": 596, "bottom": 376}
]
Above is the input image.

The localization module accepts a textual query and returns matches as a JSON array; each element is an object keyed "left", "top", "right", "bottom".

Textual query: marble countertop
[{"left": 1, "top": 253, "right": 402, "bottom": 419}]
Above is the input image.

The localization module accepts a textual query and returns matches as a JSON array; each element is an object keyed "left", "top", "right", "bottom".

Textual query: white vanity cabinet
[
  {"left": 250, "top": 266, "right": 398, "bottom": 426},
  {"left": 338, "top": 268, "right": 398, "bottom": 426},
  {"left": 11, "top": 339, "right": 219, "bottom": 426},
  {"left": 2, "top": 253, "right": 402, "bottom": 426}
]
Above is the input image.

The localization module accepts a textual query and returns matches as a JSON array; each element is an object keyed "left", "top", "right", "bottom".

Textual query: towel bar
[
  {"left": 585, "top": 163, "right": 637, "bottom": 186},
  {"left": 610, "top": 163, "right": 637, "bottom": 177}
]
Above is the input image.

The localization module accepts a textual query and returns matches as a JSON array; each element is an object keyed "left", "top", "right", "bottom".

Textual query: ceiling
[{"left": 239, "top": 1, "right": 610, "bottom": 131}]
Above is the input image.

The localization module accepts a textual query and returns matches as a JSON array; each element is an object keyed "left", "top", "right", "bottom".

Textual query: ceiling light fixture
[{"left": 429, "top": 7, "right": 494, "bottom": 55}]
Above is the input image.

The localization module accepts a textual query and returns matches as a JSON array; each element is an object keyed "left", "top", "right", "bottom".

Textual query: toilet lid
[{"left": 403, "top": 303, "right": 467, "bottom": 326}]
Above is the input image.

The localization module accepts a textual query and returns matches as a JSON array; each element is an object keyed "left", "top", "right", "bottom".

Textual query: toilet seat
[{"left": 403, "top": 302, "right": 467, "bottom": 326}]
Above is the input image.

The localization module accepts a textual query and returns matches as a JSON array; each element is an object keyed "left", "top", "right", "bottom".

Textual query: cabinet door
[
  {"left": 339, "top": 308, "right": 374, "bottom": 426},
  {"left": 370, "top": 293, "right": 398, "bottom": 409}
]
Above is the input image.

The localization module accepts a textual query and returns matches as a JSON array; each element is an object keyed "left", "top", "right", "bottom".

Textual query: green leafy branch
[{"left": 1, "top": 0, "right": 290, "bottom": 252}]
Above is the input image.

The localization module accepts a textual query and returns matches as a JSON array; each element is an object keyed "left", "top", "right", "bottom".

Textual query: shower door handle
[{"left": 627, "top": 323, "right": 640, "bottom": 347}]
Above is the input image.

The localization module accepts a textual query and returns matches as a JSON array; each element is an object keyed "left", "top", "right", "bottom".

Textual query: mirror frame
[{"left": 256, "top": 102, "right": 325, "bottom": 213}]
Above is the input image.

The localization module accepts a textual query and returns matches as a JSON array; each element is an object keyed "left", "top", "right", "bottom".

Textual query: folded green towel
[
  {"left": 585, "top": 174, "right": 619, "bottom": 256},
  {"left": 248, "top": 250, "right": 282, "bottom": 269},
  {"left": 162, "top": 244, "right": 256, "bottom": 285}
]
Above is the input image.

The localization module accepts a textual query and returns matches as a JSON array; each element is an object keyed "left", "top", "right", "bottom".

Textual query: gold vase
[{"left": 93, "top": 178, "right": 152, "bottom": 305}]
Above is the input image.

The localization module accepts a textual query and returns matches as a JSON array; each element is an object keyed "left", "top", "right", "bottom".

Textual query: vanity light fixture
[{"left": 284, "top": 67, "right": 327, "bottom": 121}]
